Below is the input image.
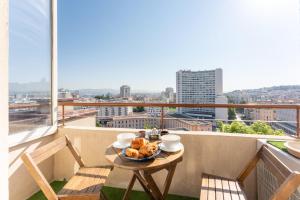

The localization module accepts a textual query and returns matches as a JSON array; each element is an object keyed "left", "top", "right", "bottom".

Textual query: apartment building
[
  {"left": 120, "top": 85, "right": 131, "bottom": 98},
  {"left": 176, "top": 69, "right": 228, "bottom": 119},
  {"left": 97, "top": 106, "right": 133, "bottom": 117},
  {"left": 245, "top": 108, "right": 276, "bottom": 121},
  {"left": 107, "top": 116, "right": 159, "bottom": 129},
  {"left": 145, "top": 107, "right": 169, "bottom": 116},
  {"left": 164, "top": 118, "right": 212, "bottom": 131},
  {"left": 105, "top": 115, "right": 212, "bottom": 131}
]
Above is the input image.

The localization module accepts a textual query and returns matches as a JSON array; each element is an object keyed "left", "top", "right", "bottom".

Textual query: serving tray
[{"left": 121, "top": 148, "right": 161, "bottom": 162}]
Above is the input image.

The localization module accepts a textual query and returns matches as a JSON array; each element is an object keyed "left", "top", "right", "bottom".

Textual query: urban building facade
[
  {"left": 244, "top": 108, "right": 276, "bottom": 121},
  {"left": 162, "top": 87, "right": 175, "bottom": 102},
  {"left": 145, "top": 107, "right": 169, "bottom": 116},
  {"left": 104, "top": 115, "right": 212, "bottom": 131},
  {"left": 176, "top": 69, "right": 228, "bottom": 119},
  {"left": 97, "top": 106, "right": 133, "bottom": 117},
  {"left": 274, "top": 109, "right": 296, "bottom": 135},
  {"left": 120, "top": 85, "right": 131, "bottom": 98}
]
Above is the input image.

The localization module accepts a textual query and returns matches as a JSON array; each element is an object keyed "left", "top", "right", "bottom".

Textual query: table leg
[
  {"left": 122, "top": 173, "right": 137, "bottom": 200},
  {"left": 143, "top": 172, "right": 164, "bottom": 200},
  {"left": 162, "top": 164, "right": 177, "bottom": 199},
  {"left": 134, "top": 171, "right": 156, "bottom": 200}
]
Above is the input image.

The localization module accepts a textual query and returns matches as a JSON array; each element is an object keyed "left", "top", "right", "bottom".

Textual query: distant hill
[
  {"left": 9, "top": 81, "right": 50, "bottom": 94},
  {"left": 226, "top": 85, "right": 300, "bottom": 102},
  {"left": 77, "top": 89, "right": 161, "bottom": 96},
  {"left": 228, "top": 85, "right": 300, "bottom": 93},
  {"left": 78, "top": 89, "right": 119, "bottom": 96}
]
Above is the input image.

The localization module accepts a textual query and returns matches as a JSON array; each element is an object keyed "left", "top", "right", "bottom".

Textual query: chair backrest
[
  {"left": 237, "top": 145, "right": 300, "bottom": 200},
  {"left": 21, "top": 136, "right": 85, "bottom": 200}
]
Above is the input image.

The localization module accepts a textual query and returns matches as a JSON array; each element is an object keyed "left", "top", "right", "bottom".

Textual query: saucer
[
  {"left": 159, "top": 143, "right": 184, "bottom": 153},
  {"left": 112, "top": 141, "right": 130, "bottom": 149}
]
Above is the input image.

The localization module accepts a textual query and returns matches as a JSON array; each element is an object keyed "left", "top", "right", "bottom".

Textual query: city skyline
[{"left": 57, "top": 0, "right": 300, "bottom": 92}]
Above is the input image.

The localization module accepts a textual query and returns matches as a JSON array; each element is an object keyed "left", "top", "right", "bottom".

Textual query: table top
[{"left": 105, "top": 145, "right": 184, "bottom": 171}]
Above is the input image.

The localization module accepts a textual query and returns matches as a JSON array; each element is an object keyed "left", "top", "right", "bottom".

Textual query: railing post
[
  {"left": 297, "top": 107, "right": 300, "bottom": 138},
  {"left": 62, "top": 105, "right": 65, "bottom": 126},
  {"left": 160, "top": 107, "right": 164, "bottom": 129}
]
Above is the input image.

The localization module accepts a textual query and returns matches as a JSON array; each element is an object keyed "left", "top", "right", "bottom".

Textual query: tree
[
  {"left": 95, "top": 93, "right": 112, "bottom": 100},
  {"left": 228, "top": 108, "right": 237, "bottom": 120},
  {"left": 216, "top": 121, "right": 224, "bottom": 132},
  {"left": 217, "top": 120, "right": 285, "bottom": 136},
  {"left": 133, "top": 106, "right": 145, "bottom": 112},
  {"left": 96, "top": 121, "right": 102, "bottom": 127}
]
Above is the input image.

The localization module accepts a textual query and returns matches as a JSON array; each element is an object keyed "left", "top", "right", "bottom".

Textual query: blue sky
[
  {"left": 56, "top": 0, "right": 300, "bottom": 92},
  {"left": 9, "top": 0, "right": 51, "bottom": 87}
]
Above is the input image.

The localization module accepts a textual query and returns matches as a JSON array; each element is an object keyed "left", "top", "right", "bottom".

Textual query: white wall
[{"left": 9, "top": 135, "right": 55, "bottom": 200}]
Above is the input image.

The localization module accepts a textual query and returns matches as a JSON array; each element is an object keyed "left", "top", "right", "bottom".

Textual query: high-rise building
[
  {"left": 120, "top": 85, "right": 131, "bottom": 98},
  {"left": 165, "top": 87, "right": 175, "bottom": 102},
  {"left": 176, "top": 69, "right": 228, "bottom": 119}
]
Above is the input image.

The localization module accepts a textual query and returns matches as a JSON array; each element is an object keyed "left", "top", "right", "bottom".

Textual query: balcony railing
[{"left": 58, "top": 102, "right": 300, "bottom": 138}]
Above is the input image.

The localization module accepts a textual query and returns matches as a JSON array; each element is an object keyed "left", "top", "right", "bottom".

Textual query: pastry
[
  {"left": 148, "top": 142, "right": 158, "bottom": 152},
  {"left": 131, "top": 138, "right": 148, "bottom": 149},
  {"left": 138, "top": 153, "right": 145, "bottom": 159},
  {"left": 125, "top": 148, "right": 139, "bottom": 158},
  {"left": 139, "top": 145, "right": 152, "bottom": 156},
  {"left": 139, "top": 143, "right": 158, "bottom": 157}
]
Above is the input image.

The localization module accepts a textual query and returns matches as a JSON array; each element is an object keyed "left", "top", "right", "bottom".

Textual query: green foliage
[
  {"left": 217, "top": 121, "right": 285, "bottom": 136},
  {"left": 216, "top": 121, "right": 224, "bottom": 132},
  {"left": 96, "top": 121, "right": 102, "bottom": 127},
  {"left": 133, "top": 106, "right": 145, "bottom": 112},
  {"left": 228, "top": 108, "right": 237, "bottom": 120},
  {"left": 267, "top": 141, "right": 288, "bottom": 153},
  {"left": 144, "top": 123, "right": 156, "bottom": 129},
  {"left": 28, "top": 181, "right": 67, "bottom": 200},
  {"left": 95, "top": 93, "right": 112, "bottom": 100},
  {"left": 102, "top": 186, "right": 198, "bottom": 200}
]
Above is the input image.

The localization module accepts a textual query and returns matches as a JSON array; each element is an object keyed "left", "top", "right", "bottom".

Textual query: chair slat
[
  {"left": 235, "top": 182, "right": 246, "bottom": 200},
  {"left": 262, "top": 147, "right": 292, "bottom": 180},
  {"left": 270, "top": 172, "right": 300, "bottom": 200},
  {"left": 21, "top": 153, "right": 57, "bottom": 200},
  {"left": 200, "top": 174, "right": 209, "bottom": 200},
  {"left": 208, "top": 175, "right": 216, "bottom": 200},
  {"left": 221, "top": 179, "right": 232, "bottom": 200},
  {"left": 228, "top": 180, "right": 239, "bottom": 200},
  {"left": 215, "top": 178, "right": 224, "bottom": 200},
  {"left": 30, "top": 137, "right": 67, "bottom": 164},
  {"left": 65, "top": 136, "right": 85, "bottom": 167}
]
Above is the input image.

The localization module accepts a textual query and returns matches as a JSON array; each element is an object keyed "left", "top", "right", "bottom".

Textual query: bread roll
[{"left": 125, "top": 148, "right": 139, "bottom": 158}]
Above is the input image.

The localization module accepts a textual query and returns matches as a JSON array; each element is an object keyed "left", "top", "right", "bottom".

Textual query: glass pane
[{"left": 9, "top": 0, "right": 52, "bottom": 134}]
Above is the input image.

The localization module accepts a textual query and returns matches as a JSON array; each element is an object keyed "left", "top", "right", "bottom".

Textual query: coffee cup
[
  {"left": 161, "top": 134, "right": 181, "bottom": 150},
  {"left": 117, "top": 133, "right": 136, "bottom": 146}
]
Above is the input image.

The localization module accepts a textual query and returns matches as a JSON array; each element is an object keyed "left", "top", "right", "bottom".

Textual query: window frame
[
  {"left": 0, "top": 0, "right": 9, "bottom": 198},
  {"left": 8, "top": 0, "right": 57, "bottom": 147}
]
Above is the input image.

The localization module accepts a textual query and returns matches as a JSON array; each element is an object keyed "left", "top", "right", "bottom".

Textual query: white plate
[
  {"left": 112, "top": 141, "right": 130, "bottom": 149},
  {"left": 159, "top": 143, "right": 184, "bottom": 152}
]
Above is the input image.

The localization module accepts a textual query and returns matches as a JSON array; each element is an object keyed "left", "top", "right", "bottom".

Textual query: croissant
[
  {"left": 131, "top": 138, "right": 148, "bottom": 149},
  {"left": 125, "top": 148, "right": 139, "bottom": 158},
  {"left": 139, "top": 144, "right": 155, "bottom": 157}
]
